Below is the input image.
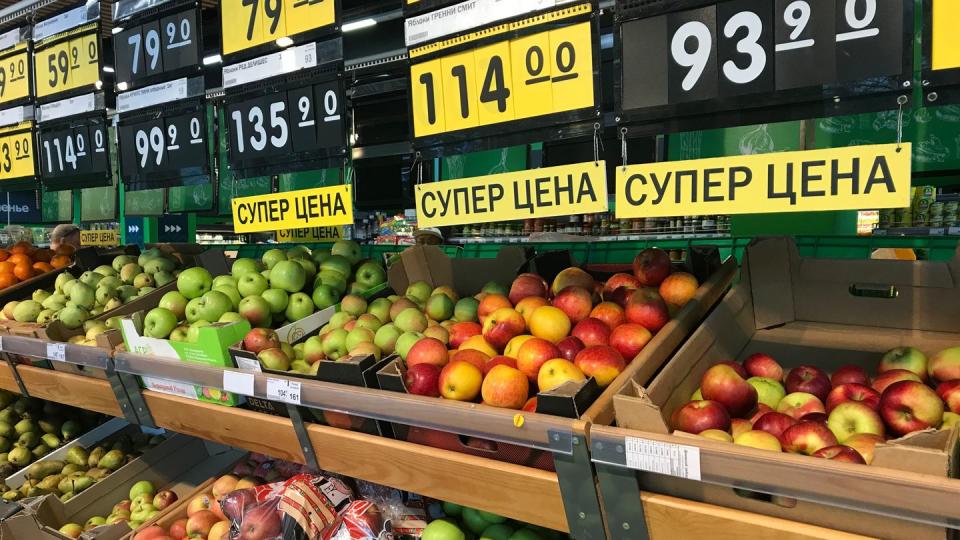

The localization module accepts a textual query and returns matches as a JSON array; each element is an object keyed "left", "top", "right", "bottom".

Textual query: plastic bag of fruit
[{"left": 221, "top": 472, "right": 393, "bottom": 539}]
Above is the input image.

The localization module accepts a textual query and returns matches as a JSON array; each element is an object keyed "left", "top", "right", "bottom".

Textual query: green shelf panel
[
  {"left": 41, "top": 190, "right": 72, "bottom": 223},
  {"left": 168, "top": 182, "right": 214, "bottom": 212},
  {"left": 125, "top": 188, "right": 165, "bottom": 216},
  {"left": 279, "top": 168, "right": 343, "bottom": 192},
  {"left": 440, "top": 146, "right": 527, "bottom": 180}
]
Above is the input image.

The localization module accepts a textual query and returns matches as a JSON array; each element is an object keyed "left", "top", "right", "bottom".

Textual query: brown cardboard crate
[{"left": 609, "top": 236, "right": 960, "bottom": 539}]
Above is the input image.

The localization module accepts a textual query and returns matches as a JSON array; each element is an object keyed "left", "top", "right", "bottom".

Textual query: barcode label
[
  {"left": 266, "top": 378, "right": 301, "bottom": 405},
  {"left": 46, "top": 343, "right": 66, "bottom": 362},
  {"left": 235, "top": 356, "right": 262, "bottom": 372},
  {"left": 624, "top": 437, "right": 701, "bottom": 481}
]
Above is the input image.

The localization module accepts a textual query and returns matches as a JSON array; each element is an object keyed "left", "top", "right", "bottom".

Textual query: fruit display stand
[{"left": 588, "top": 237, "right": 960, "bottom": 539}]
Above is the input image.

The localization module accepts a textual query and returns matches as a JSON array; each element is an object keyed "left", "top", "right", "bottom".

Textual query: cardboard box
[
  {"left": 119, "top": 314, "right": 250, "bottom": 407},
  {"left": 611, "top": 237, "right": 960, "bottom": 539},
  {"left": 387, "top": 245, "right": 528, "bottom": 296},
  {"left": 1, "top": 437, "right": 242, "bottom": 540}
]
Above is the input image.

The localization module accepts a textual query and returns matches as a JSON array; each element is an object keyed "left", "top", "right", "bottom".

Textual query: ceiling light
[
  {"left": 202, "top": 54, "right": 222, "bottom": 65},
  {"left": 342, "top": 19, "right": 376, "bottom": 32},
  {"left": 102, "top": 65, "right": 114, "bottom": 73},
  {"left": 112, "top": 27, "right": 124, "bottom": 34},
  {"left": 117, "top": 82, "right": 128, "bottom": 91},
  {"left": 275, "top": 36, "right": 294, "bottom": 48}
]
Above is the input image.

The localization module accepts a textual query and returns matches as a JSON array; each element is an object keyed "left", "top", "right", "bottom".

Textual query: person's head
[
  {"left": 50, "top": 224, "right": 80, "bottom": 252},
  {"left": 414, "top": 228, "right": 443, "bottom": 246}
]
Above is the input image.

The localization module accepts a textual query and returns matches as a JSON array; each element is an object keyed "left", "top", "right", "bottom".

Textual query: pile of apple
[
  {"left": 245, "top": 248, "right": 699, "bottom": 408},
  {"left": 672, "top": 345, "right": 960, "bottom": 464},
  {"left": 424, "top": 501, "right": 567, "bottom": 540},
  {"left": 57, "top": 480, "right": 179, "bottom": 538},
  {"left": 143, "top": 240, "right": 387, "bottom": 340},
  {"left": 0, "top": 248, "right": 182, "bottom": 333}
]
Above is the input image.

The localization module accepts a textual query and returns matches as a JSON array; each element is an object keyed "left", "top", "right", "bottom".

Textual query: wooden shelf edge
[
  {"left": 640, "top": 492, "right": 875, "bottom": 540},
  {"left": 0, "top": 362, "right": 20, "bottom": 394},
  {"left": 16, "top": 365, "right": 123, "bottom": 417},
  {"left": 305, "top": 423, "right": 569, "bottom": 533}
]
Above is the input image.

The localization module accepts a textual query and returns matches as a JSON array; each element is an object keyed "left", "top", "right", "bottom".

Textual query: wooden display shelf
[
  {"left": 9, "top": 364, "right": 124, "bottom": 417},
  {"left": 640, "top": 493, "right": 873, "bottom": 540},
  {"left": 0, "top": 362, "right": 20, "bottom": 393}
]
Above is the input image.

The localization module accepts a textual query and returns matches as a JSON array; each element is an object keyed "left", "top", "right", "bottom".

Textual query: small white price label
[
  {"left": 624, "top": 437, "right": 701, "bottom": 481},
  {"left": 46, "top": 343, "right": 66, "bottom": 362},
  {"left": 222, "top": 370, "right": 255, "bottom": 396},
  {"left": 266, "top": 378, "right": 301, "bottom": 405},
  {"left": 235, "top": 356, "right": 262, "bottom": 373}
]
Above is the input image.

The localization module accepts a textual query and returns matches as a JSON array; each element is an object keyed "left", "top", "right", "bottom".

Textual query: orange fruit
[
  {"left": 55, "top": 244, "right": 75, "bottom": 256},
  {"left": 7, "top": 253, "right": 29, "bottom": 266},
  {"left": 50, "top": 255, "right": 71, "bottom": 269},
  {"left": 31, "top": 249, "right": 52, "bottom": 263},
  {"left": 10, "top": 241, "right": 31, "bottom": 255},
  {"left": 0, "top": 262, "right": 14, "bottom": 275},
  {"left": 13, "top": 262, "right": 33, "bottom": 281},
  {"left": 0, "top": 249, "right": 10, "bottom": 262},
  {"left": 32, "top": 262, "right": 53, "bottom": 274},
  {"left": 0, "top": 273, "right": 17, "bottom": 288}
]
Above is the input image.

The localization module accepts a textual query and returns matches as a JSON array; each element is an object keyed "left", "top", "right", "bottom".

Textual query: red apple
[
  {"left": 752, "top": 412, "right": 798, "bottom": 438},
  {"left": 522, "top": 397, "right": 537, "bottom": 412},
  {"left": 843, "top": 433, "right": 884, "bottom": 464},
  {"left": 831, "top": 364, "right": 870, "bottom": 387},
  {"left": 785, "top": 365, "right": 831, "bottom": 402},
  {"left": 826, "top": 401, "right": 885, "bottom": 442},
  {"left": 449, "top": 349, "right": 490, "bottom": 372},
  {"left": 478, "top": 294, "right": 512, "bottom": 324},
  {"left": 603, "top": 273, "right": 640, "bottom": 297},
  {"left": 508, "top": 273, "right": 548, "bottom": 305},
  {"left": 812, "top": 445, "right": 866, "bottom": 464},
  {"left": 748, "top": 403, "right": 773, "bottom": 424},
  {"left": 632, "top": 248, "right": 672, "bottom": 287},
  {"left": 624, "top": 288, "right": 670, "bottom": 333},
  {"left": 484, "top": 355, "right": 517, "bottom": 375},
  {"left": 551, "top": 267, "right": 596, "bottom": 296},
  {"left": 168, "top": 518, "right": 187, "bottom": 539},
  {"left": 801, "top": 412, "right": 828, "bottom": 424},
  {"left": 571, "top": 317, "right": 611, "bottom": 348},
  {"left": 236, "top": 504, "right": 283, "bottom": 540},
  {"left": 670, "top": 400, "right": 731, "bottom": 434},
  {"left": 936, "top": 380, "right": 960, "bottom": 414},
  {"left": 481, "top": 365, "right": 530, "bottom": 409},
  {"left": 448, "top": 322, "right": 482, "bottom": 349},
  {"left": 481, "top": 308, "right": 526, "bottom": 350},
  {"left": 928, "top": 347, "right": 960, "bottom": 384},
  {"left": 879, "top": 346, "right": 928, "bottom": 382},
  {"left": 880, "top": 380, "right": 945, "bottom": 436},
  {"left": 243, "top": 328, "right": 281, "bottom": 354},
  {"left": 733, "top": 430, "right": 782, "bottom": 452},
  {"left": 742, "top": 353, "right": 783, "bottom": 381},
  {"left": 551, "top": 286, "right": 593, "bottom": 324},
  {"left": 406, "top": 337, "right": 449, "bottom": 368},
  {"left": 872, "top": 368, "right": 922, "bottom": 394},
  {"left": 574, "top": 345, "right": 626, "bottom": 387},
  {"left": 152, "top": 490, "right": 178, "bottom": 510},
  {"left": 439, "top": 360, "right": 483, "bottom": 401},
  {"left": 405, "top": 363, "right": 441, "bottom": 397},
  {"left": 590, "top": 302, "right": 625, "bottom": 330},
  {"left": 718, "top": 361, "right": 749, "bottom": 379},
  {"left": 186, "top": 510, "right": 219, "bottom": 539},
  {"left": 608, "top": 286, "right": 634, "bottom": 308},
  {"left": 731, "top": 418, "right": 753, "bottom": 437},
  {"left": 608, "top": 323, "right": 652, "bottom": 363},
  {"left": 516, "top": 338, "right": 561, "bottom": 381},
  {"left": 700, "top": 364, "right": 758, "bottom": 418},
  {"left": 779, "top": 421, "right": 838, "bottom": 455},
  {"left": 825, "top": 383, "right": 880, "bottom": 413},
  {"left": 659, "top": 272, "right": 699, "bottom": 308},
  {"left": 556, "top": 336, "right": 585, "bottom": 362},
  {"left": 776, "top": 392, "right": 825, "bottom": 419}
]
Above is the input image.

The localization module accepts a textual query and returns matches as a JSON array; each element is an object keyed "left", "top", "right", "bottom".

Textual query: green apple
[
  {"left": 426, "top": 294, "right": 454, "bottom": 321},
  {"left": 354, "top": 313, "right": 382, "bottom": 332},
  {"left": 395, "top": 332, "right": 423, "bottom": 360},
  {"left": 311, "top": 249, "right": 331, "bottom": 266},
  {"left": 354, "top": 261, "right": 386, "bottom": 290},
  {"left": 395, "top": 308, "right": 428, "bottom": 333},
  {"left": 111, "top": 255, "right": 136, "bottom": 273},
  {"left": 270, "top": 260, "right": 307, "bottom": 293},
  {"left": 189, "top": 290, "right": 233, "bottom": 323},
  {"left": 231, "top": 258, "right": 263, "bottom": 278},
  {"left": 143, "top": 257, "right": 175, "bottom": 275},
  {"left": 747, "top": 377, "right": 786, "bottom": 409},
  {"left": 345, "top": 327, "right": 374, "bottom": 351},
  {"left": 169, "top": 325, "right": 189, "bottom": 342},
  {"left": 137, "top": 248, "right": 162, "bottom": 266},
  {"left": 154, "top": 271, "right": 175, "bottom": 286},
  {"left": 316, "top": 271, "right": 347, "bottom": 295},
  {"left": 285, "top": 292, "right": 314, "bottom": 322},
  {"left": 319, "top": 255, "right": 352, "bottom": 280},
  {"left": 12, "top": 301, "right": 41, "bottom": 323},
  {"left": 330, "top": 239, "right": 362, "bottom": 265},
  {"left": 295, "top": 257, "right": 317, "bottom": 280},
  {"left": 374, "top": 324, "right": 401, "bottom": 354},
  {"left": 120, "top": 263, "right": 143, "bottom": 284},
  {"left": 186, "top": 321, "right": 210, "bottom": 343},
  {"left": 328, "top": 312, "right": 354, "bottom": 329},
  {"left": 212, "top": 275, "right": 238, "bottom": 289},
  {"left": 293, "top": 342, "right": 305, "bottom": 359},
  {"left": 405, "top": 281, "right": 433, "bottom": 304},
  {"left": 367, "top": 298, "right": 391, "bottom": 323},
  {"left": 480, "top": 524, "right": 515, "bottom": 540},
  {"left": 144, "top": 308, "right": 177, "bottom": 339},
  {"left": 286, "top": 245, "right": 311, "bottom": 260},
  {"left": 258, "top": 348, "right": 291, "bottom": 371},
  {"left": 262, "top": 289, "right": 289, "bottom": 315},
  {"left": 129, "top": 480, "right": 155, "bottom": 500},
  {"left": 213, "top": 285, "right": 242, "bottom": 311},
  {"left": 290, "top": 360, "right": 311, "bottom": 373},
  {"left": 508, "top": 529, "right": 543, "bottom": 540},
  {"left": 219, "top": 311, "right": 245, "bottom": 323},
  {"left": 105, "top": 316, "right": 123, "bottom": 330},
  {"left": 238, "top": 272, "right": 269, "bottom": 298},
  {"left": 481, "top": 281, "right": 509, "bottom": 296},
  {"left": 302, "top": 335, "right": 324, "bottom": 363},
  {"left": 159, "top": 291, "right": 188, "bottom": 320},
  {"left": 238, "top": 296, "right": 273, "bottom": 328},
  {"left": 421, "top": 519, "right": 465, "bottom": 540},
  {"left": 311, "top": 284, "right": 338, "bottom": 310},
  {"left": 321, "top": 328, "right": 349, "bottom": 360},
  {"left": 177, "top": 267, "right": 213, "bottom": 300},
  {"left": 454, "top": 298, "right": 479, "bottom": 322},
  {"left": 262, "top": 249, "right": 286, "bottom": 270}
]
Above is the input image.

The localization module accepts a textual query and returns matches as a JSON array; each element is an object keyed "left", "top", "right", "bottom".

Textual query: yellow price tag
[
  {"left": 410, "top": 18, "right": 594, "bottom": 138},
  {"left": 276, "top": 226, "right": 344, "bottom": 243},
  {"left": 232, "top": 184, "right": 354, "bottom": 234},
  {"left": 0, "top": 47, "right": 31, "bottom": 105},
  {"left": 80, "top": 230, "right": 119, "bottom": 247},
  {"left": 932, "top": 0, "right": 960, "bottom": 71},
  {"left": 615, "top": 144, "right": 912, "bottom": 219},
  {"left": 34, "top": 29, "right": 100, "bottom": 99},
  {"left": 0, "top": 122, "right": 35, "bottom": 181},
  {"left": 221, "top": 0, "right": 337, "bottom": 56}
]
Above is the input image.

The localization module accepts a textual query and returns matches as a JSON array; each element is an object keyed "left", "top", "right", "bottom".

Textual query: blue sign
[
  {"left": 2, "top": 192, "right": 41, "bottom": 223},
  {"left": 125, "top": 216, "right": 144, "bottom": 247},
  {"left": 158, "top": 214, "right": 189, "bottom": 243}
]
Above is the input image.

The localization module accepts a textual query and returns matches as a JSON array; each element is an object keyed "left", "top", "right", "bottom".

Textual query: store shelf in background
[{"left": 872, "top": 227, "right": 960, "bottom": 236}]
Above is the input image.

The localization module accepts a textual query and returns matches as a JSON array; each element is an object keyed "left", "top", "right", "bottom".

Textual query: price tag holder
[
  {"left": 33, "top": 25, "right": 101, "bottom": 102},
  {"left": 922, "top": 0, "right": 960, "bottom": 103},
  {"left": 408, "top": 3, "right": 599, "bottom": 145},
  {"left": 38, "top": 111, "right": 111, "bottom": 191},
  {"left": 118, "top": 100, "right": 209, "bottom": 189},
  {"left": 46, "top": 343, "right": 66, "bottom": 362},
  {"left": 266, "top": 377, "right": 301, "bottom": 405},
  {"left": 113, "top": 5, "right": 202, "bottom": 90},
  {"left": 616, "top": 0, "right": 912, "bottom": 131},
  {"left": 0, "top": 43, "right": 33, "bottom": 108},
  {"left": 221, "top": 0, "right": 338, "bottom": 58},
  {"left": 0, "top": 120, "right": 36, "bottom": 185},
  {"left": 223, "top": 370, "right": 255, "bottom": 396}
]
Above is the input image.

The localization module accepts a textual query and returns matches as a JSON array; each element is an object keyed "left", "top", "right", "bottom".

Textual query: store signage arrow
[{"left": 127, "top": 225, "right": 140, "bottom": 233}]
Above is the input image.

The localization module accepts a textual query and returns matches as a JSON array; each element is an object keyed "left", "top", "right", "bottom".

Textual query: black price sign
[
  {"left": 118, "top": 107, "right": 208, "bottom": 185},
  {"left": 38, "top": 116, "right": 109, "bottom": 189},
  {"left": 618, "top": 0, "right": 909, "bottom": 127},
  {"left": 225, "top": 79, "right": 345, "bottom": 174},
  {"left": 114, "top": 8, "right": 200, "bottom": 88}
]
